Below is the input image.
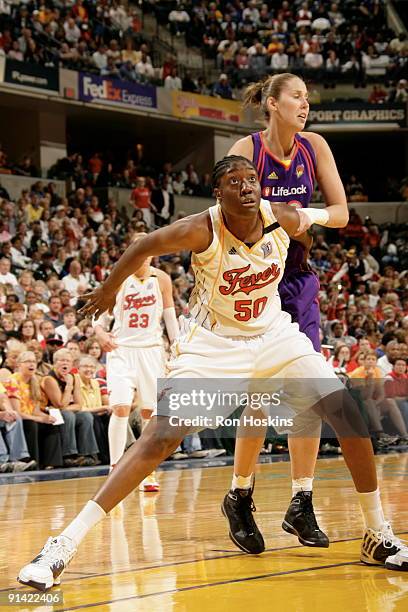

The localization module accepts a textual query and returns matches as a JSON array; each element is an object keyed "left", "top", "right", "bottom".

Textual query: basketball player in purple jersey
[{"left": 227, "top": 73, "right": 349, "bottom": 548}]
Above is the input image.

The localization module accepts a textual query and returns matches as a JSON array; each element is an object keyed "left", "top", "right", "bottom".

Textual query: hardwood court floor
[{"left": 1, "top": 453, "right": 407, "bottom": 611}]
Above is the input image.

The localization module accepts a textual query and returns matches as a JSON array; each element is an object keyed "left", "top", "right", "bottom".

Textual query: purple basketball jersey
[{"left": 252, "top": 131, "right": 321, "bottom": 350}]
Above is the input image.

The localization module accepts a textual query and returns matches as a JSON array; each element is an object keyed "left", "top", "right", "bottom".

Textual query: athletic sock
[
  {"left": 61, "top": 500, "right": 106, "bottom": 547},
  {"left": 232, "top": 473, "right": 253, "bottom": 491},
  {"left": 357, "top": 488, "right": 385, "bottom": 531},
  {"left": 108, "top": 414, "right": 129, "bottom": 467},
  {"left": 292, "top": 477, "right": 314, "bottom": 496}
]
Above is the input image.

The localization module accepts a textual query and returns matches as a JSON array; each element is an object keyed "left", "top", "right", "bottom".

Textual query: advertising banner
[
  {"left": 4, "top": 59, "right": 59, "bottom": 93},
  {"left": 78, "top": 73, "right": 157, "bottom": 109},
  {"left": 172, "top": 90, "right": 243, "bottom": 124}
]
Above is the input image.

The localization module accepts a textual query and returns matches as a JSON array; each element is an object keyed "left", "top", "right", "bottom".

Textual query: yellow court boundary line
[
  {"left": 8, "top": 532, "right": 408, "bottom": 598},
  {"left": 53, "top": 561, "right": 364, "bottom": 611}
]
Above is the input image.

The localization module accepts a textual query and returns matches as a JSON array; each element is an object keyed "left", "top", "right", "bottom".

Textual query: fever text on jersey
[
  {"left": 219, "top": 263, "right": 281, "bottom": 296},
  {"left": 123, "top": 293, "right": 157, "bottom": 311}
]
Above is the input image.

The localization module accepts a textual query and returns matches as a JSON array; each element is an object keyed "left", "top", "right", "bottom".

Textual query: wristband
[
  {"left": 163, "top": 307, "right": 179, "bottom": 343},
  {"left": 300, "top": 207, "right": 330, "bottom": 227}
]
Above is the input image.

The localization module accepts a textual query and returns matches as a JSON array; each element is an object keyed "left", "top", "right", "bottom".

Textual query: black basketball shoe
[
  {"left": 282, "top": 491, "right": 329, "bottom": 548},
  {"left": 221, "top": 487, "right": 265, "bottom": 554}
]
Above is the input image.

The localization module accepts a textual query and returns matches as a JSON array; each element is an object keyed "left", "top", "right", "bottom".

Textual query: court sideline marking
[
  {"left": 52, "top": 561, "right": 365, "bottom": 611},
  {"left": 5, "top": 531, "right": 407, "bottom": 594}
]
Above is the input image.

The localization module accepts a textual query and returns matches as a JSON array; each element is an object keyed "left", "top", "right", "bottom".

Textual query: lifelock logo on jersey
[{"left": 270, "top": 185, "right": 307, "bottom": 197}]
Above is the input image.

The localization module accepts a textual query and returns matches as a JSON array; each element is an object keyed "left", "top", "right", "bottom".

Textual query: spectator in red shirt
[
  {"left": 368, "top": 84, "right": 387, "bottom": 104},
  {"left": 364, "top": 224, "right": 381, "bottom": 252},
  {"left": 88, "top": 153, "right": 103, "bottom": 180},
  {"left": 129, "top": 177, "right": 156, "bottom": 229},
  {"left": 329, "top": 343, "right": 356, "bottom": 374},
  {"left": 72, "top": 0, "right": 88, "bottom": 24},
  {"left": 385, "top": 358, "right": 408, "bottom": 403},
  {"left": 92, "top": 251, "right": 112, "bottom": 284},
  {"left": 339, "top": 209, "right": 365, "bottom": 246}
]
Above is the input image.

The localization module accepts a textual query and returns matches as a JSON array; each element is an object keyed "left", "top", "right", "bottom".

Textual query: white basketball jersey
[
  {"left": 189, "top": 199, "right": 289, "bottom": 337},
  {"left": 112, "top": 270, "right": 163, "bottom": 348}
]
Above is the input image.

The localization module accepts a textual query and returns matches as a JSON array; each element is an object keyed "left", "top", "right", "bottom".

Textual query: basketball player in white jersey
[
  {"left": 93, "top": 233, "right": 179, "bottom": 492},
  {"left": 19, "top": 157, "right": 407, "bottom": 590}
]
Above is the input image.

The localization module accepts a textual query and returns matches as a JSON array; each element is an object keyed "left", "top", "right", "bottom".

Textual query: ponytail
[
  {"left": 242, "top": 79, "right": 266, "bottom": 109},
  {"left": 243, "top": 73, "right": 302, "bottom": 119}
]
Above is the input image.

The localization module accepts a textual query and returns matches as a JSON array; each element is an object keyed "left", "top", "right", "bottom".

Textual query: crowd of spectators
[
  {"left": 310, "top": 213, "right": 408, "bottom": 450},
  {"left": 1, "top": 1, "right": 407, "bottom": 98},
  {"left": 1, "top": 141, "right": 408, "bottom": 210},
  {"left": 0, "top": 0, "right": 213, "bottom": 94},
  {"left": 3, "top": 140, "right": 408, "bottom": 205},
  {"left": 0, "top": 171, "right": 204, "bottom": 470},
  {"left": 155, "top": 0, "right": 408, "bottom": 90},
  {"left": 0, "top": 0, "right": 167, "bottom": 84},
  {"left": 0, "top": 165, "right": 406, "bottom": 470},
  {"left": 0, "top": 144, "right": 215, "bottom": 205},
  {"left": 0, "top": 3, "right": 407, "bottom": 474}
]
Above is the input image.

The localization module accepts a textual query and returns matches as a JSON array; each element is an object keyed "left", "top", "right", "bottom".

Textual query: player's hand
[
  {"left": 294, "top": 208, "right": 313, "bottom": 236},
  {"left": 96, "top": 330, "right": 118, "bottom": 352},
  {"left": 78, "top": 287, "right": 116, "bottom": 319}
]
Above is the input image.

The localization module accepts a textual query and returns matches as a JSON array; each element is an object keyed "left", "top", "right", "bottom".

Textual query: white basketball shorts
[
  {"left": 106, "top": 345, "right": 165, "bottom": 410},
  {"left": 159, "top": 314, "right": 344, "bottom": 435}
]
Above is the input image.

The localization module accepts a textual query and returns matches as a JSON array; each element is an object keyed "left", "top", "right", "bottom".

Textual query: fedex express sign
[{"left": 79, "top": 74, "right": 157, "bottom": 109}]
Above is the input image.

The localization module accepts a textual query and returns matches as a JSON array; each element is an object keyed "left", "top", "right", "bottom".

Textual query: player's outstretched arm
[
  {"left": 79, "top": 213, "right": 211, "bottom": 319},
  {"left": 302, "top": 132, "right": 349, "bottom": 229}
]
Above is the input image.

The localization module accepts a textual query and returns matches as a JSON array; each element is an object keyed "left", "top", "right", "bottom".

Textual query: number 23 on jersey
[{"left": 128, "top": 313, "right": 150, "bottom": 328}]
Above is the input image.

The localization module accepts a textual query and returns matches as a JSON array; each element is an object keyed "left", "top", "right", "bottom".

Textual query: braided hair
[{"left": 212, "top": 155, "right": 257, "bottom": 190}]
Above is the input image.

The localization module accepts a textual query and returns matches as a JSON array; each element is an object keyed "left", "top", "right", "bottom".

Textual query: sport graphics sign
[
  {"left": 78, "top": 73, "right": 157, "bottom": 109},
  {"left": 308, "top": 104, "right": 406, "bottom": 127},
  {"left": 4, "top": 59, "right": 59, "bottom": 93}
]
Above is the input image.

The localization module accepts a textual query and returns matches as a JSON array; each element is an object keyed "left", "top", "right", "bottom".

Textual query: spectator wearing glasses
[
  {"left": 41, "top": 349, "right": 100, "bottom": 467},
  {"left": 0, "top": 375, "right": 36, "bottom": 473},
  {"left": 75, "top": 356, "right": 111, "bottom": 465}
]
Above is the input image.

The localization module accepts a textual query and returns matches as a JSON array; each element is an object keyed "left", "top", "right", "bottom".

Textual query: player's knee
[
  {"left": 142, "top": 419, "right": 181, "bottom": 457},
  {"left": 140, "top": 408, "right": 153, "bottom": 420},
  {"left": 112, "top": 404, "right": 131, "bottom": 417},
  {"left": 318, "top": 389, "right": 369, "bottom": 438}
]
